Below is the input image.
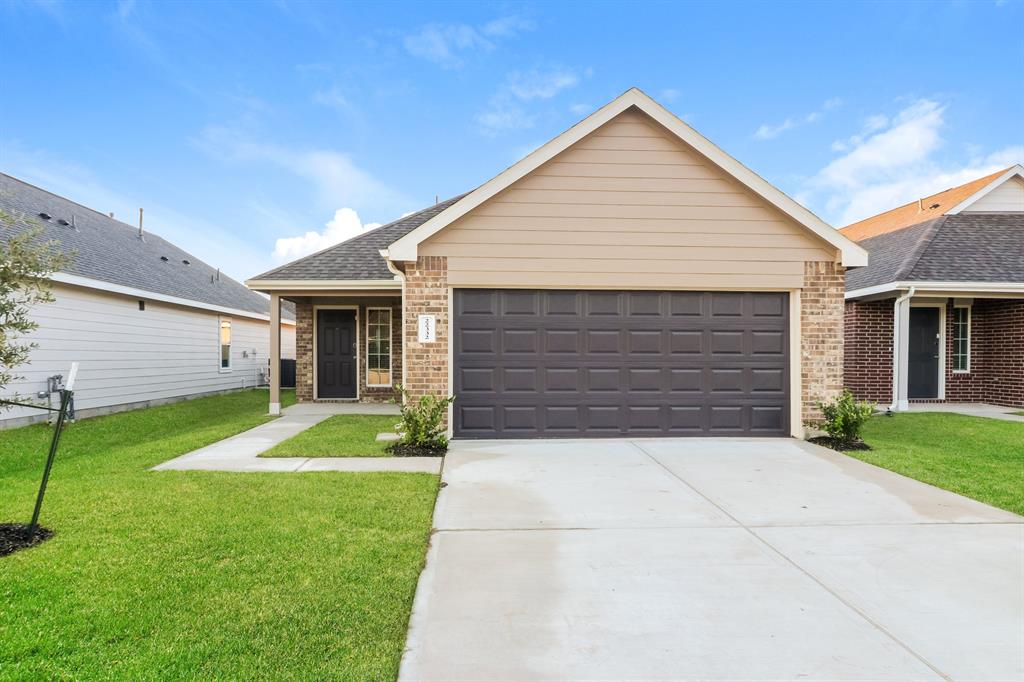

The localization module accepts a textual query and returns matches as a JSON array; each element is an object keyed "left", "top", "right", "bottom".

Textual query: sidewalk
[
  {"left": 906, "top": 402, "right": 1024, "bottom": 422},
  {"left": 152, "top": 403, "right": 441, "bottom": 474}
]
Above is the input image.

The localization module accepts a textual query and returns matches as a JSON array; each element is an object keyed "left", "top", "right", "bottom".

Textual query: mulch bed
[
  {"left": 807, "top": 436, "right": 872, "bottom": 452},
  {"left": 0, "top": 523, "right": 54, "bottom": 557},
  {"left": 385, "top": 443, "right": 447, "bottom": 458}
]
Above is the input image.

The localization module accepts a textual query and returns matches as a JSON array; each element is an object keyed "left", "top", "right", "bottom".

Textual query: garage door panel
[{"left": 453, "top": 290, "right": 789, "bottom": 438}]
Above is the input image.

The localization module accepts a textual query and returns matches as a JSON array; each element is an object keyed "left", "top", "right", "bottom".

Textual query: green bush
[
  {"left": 394, "top": 385, "right": 455, "bottom": 449},
  {"left": 817, "top": 389, "right": 875, "bottom": 444}
]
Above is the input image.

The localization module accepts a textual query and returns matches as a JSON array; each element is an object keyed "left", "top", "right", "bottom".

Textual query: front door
[
  {"left": 317, "top": 309, "right": 357, "bottom": 399},
  {"left": 908, "top": 307, "right": 940, "bottom": 399}
]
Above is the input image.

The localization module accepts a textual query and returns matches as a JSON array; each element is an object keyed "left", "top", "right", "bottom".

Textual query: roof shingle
[
  {"left": 249, "top": 194, "right": 466, "bottom": 282},
  {"left": 0, "top": 173, "right": 289, "bottom": 319}
]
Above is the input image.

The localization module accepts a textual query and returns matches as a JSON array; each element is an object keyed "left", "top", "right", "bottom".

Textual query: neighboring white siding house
[{"left": 0, "top": 173, "right": 296, "bottom": 428}]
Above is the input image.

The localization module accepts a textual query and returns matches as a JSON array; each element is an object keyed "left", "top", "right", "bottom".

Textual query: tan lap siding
[{"left": 421, "top": 108, "right": 836, "bottom": 290}]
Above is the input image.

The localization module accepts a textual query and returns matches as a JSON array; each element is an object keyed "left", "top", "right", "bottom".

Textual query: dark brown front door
[
  {"left": 453, "top": 290, "right": 790, "bottom": 438},
  {"left": 317, "top": 309, "right": 357, "bottom": 399},
  {"left": 908, "top": 307, "right": 940, "bottom": 399}
]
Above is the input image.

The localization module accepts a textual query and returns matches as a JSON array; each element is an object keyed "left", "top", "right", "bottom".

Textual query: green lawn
[
  {"left": 849, "top": 413, "right": 1024, "bottom": 515},
  {"left": 261, "top": 414, "right": 400, "bottom": 457},
  {"left": 0, "top": 389, "right": 438, "bottom": 680}
]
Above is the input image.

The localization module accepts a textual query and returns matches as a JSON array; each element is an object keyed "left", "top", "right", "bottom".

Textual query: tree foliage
[{"left": 1, "top": 212, "right": 68, "bottom": 394}]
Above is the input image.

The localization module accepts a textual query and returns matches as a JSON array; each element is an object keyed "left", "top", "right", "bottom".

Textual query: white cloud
[
  {"left": 312, "top": 86, "right": 351, "bottom": 113},
  {"left": 193, "top": 124, "right": 407, "bottom": 216},
  {"left": 272, "top": 208, "right": 381, "bottom": 261},
  {"left": 569, "top": 103, "right": 591, "bottom": 116},
  {"left": 800, "top": 98, "right": 1022, "bottom": 225},
  {"left": 754, "top": 97, "right": 842, "bottom": 140},
  {"left": 403, "top": 15, "right": 533, "bottom": 67},
  {"left": 660, "top": 88, "right": 681, "bottom": 102},
  {"left": 477, "top": 67, "right": 583, "bottom": 135}
]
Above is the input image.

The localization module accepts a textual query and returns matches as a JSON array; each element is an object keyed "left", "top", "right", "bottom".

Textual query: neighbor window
[
  {"left": 219, "top": 318, "right": 232, "bottom": 371},
  {"left": 953, "top": 306, "right": 970, "bottom": 372},
  {"left": 366, "top": 308, "right": 392, "bottom": 386}
]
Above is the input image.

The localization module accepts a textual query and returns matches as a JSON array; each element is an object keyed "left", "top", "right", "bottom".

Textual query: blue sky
[{"left": 2, "top": 0, "right": 1021, "bottom": 281}]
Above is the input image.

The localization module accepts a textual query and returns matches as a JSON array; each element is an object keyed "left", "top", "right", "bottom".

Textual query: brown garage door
[{"left": 453, "top": 289, "right": 789, "bottom": 438}]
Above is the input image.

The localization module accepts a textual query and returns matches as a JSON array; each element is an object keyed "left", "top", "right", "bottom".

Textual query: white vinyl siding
[
  {"left": 952, "top": 306, "right": 971, "bottom": 372},
  {"left": 962, "top": 176, "right": 1024, "bottom": 213},
  {"left": 0, "top": 283, "right": 294, "bottom": 425}
]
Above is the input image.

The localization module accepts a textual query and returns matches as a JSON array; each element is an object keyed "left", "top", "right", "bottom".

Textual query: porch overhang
[{"left": 846, "top": 281, "right": 1024, "bottom": 301}]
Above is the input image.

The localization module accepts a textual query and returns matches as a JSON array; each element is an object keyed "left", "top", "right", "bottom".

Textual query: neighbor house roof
[
  {"left": 845, "top": 214, "right": 1024, "bottom": 293},
  {"left": 247, "top": 194, "right": 466, "bottom": 286},
  {"left": 840, "top": 167, "right": 1013, "bottom": 242},
  {"left": 0, "top": 173, "right": 293, "bottom": 322}
]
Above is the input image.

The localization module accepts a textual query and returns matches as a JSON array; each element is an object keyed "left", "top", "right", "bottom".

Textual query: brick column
[
  {"left": 802, "top": 261, "right": 845, "bottom": 423},
  {"left": 403, "top": 256, "right": 450, "bottom": 402},
  {"left": 294, "top": 299, "right": 314, "bottom": 402}
]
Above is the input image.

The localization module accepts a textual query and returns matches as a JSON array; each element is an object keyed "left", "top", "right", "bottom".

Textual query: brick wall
[
  {"left": 402, "top": 256, "right": 450, "bottom": 403},
  {"left": 844, "top": 299, "right": 893, "bottom": 403},
  {"left": 292, "top": 297, "right": 402, "bottom": 403},
  {"left": 945, "top": 299, "right": 1023, "bottom": 408},
  {"left": 801, "top": 261, "right": 846, "bottom": 423},
  {"left": 295, "top": 299, "right": 314, "bottom": 401}
]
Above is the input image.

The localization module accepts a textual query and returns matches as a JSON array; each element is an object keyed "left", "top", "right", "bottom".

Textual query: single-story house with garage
[
  {"left": 842, "top": 165, "right": 1023, "bottom": 410},
  {"left": 0, "top": 173, "right": 296, "bottom": 428},
  {"left": 247, "top": 88, "right": 867, "bottom": 439}
]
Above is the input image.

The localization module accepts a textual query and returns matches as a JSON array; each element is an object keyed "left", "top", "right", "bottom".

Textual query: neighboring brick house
[
  {"left": 247, "top": 88, "right": 867, "bottom": 439},
  {"left": 842, "top": 166, "right": 1024, "bottom": 410}
]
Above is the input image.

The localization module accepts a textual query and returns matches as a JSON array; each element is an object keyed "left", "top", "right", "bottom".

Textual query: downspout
[
  {"left": 890, "top": 286, "right": 916, "bottom": 411},
  {"left": 381, "top": 250, "right": 407, "bottom": 394}
]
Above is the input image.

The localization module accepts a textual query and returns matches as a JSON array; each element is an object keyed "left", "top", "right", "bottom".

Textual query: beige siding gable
[{"left": 422, "top": 108, "right": 837, "bottom": 289}]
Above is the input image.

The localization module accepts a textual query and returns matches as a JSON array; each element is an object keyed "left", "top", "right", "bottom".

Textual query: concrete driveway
[{"left": 400, "top": 438, "right": 1023, "bottom": 681}]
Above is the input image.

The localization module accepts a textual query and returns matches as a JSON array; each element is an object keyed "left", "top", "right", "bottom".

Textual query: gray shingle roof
[
  {"left": 0, "top": 173, "right": 291, "bottom": 320},
  {"left": 250, "top": 194, "right": 467, "bottom": 282},
  {"left": 847, "top": 214, "right": 1024, "bottom": 291}
]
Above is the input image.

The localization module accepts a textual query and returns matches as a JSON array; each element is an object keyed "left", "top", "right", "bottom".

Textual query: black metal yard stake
[{"left": 28, "top": 387, "right": 73, "bottom": 537}]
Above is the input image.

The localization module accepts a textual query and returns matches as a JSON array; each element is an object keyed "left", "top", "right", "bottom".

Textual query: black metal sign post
[
  {"left": 28, "top": 386, "right": 73, "bottom": 536},
  {"left": 0, "top": 362, "right": 78, "bottom": 539}
]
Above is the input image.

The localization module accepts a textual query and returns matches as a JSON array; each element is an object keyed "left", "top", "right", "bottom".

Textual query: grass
[
  {"left": 848, "top": 412, "right": 1024, "bottom": 515},
  {"left": 0, "top": 389, "right": 439, "bottom": 680},
  {"left": 261, "top": 414, "right": 400, "bottom": 457}
]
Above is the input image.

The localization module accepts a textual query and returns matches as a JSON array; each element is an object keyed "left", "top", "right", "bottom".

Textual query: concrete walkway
[
  {"left": 401, "top": 438, "right": 1022, "bottom": 681},
  {"left": 907, "top": 402, "right": 1024, "bottom": 422},
  {"left": 153, "top": 402, "right": 441, "bottom": 474}
]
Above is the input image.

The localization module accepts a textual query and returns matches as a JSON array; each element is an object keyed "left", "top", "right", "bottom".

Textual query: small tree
[
  {"left": 393, "top": 385, "right": 455, "bottom": 451},
  {"left": 817, "top": 389, "right": 875, "bottom": 445},
  {"left": 1, "top": 214, "right": 68, "bottom": 397}
]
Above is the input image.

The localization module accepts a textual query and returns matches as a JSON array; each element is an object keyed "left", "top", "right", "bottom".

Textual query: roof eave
[
  {"left": 846, "top": 280, "right": 1024, "bottom": 299},
  {"left": 245, "top": 278, "right": 401, "bottom": 292}
]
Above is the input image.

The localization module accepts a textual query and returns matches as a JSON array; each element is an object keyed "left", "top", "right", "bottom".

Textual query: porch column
[
  {"left": 269, "top": 293, "right": 281, "bottom": 416},
  {"left": 893, "top": 293, "right": 912, "bottom": 411}
]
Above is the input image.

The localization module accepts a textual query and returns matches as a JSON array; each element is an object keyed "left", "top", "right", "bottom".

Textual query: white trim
[
  {"left": 246, "top": 279, "right": 400, "bottom": 291},
  {"left": 218, "top": 316, "right": 233, "bottom": 373},
  {"left": 386, "top": 88, "right": 867, "bottom": 267},
  {"left": 909, "top": 300, "right": 946, "bottom": 400},
  {"left": 951, "top": 304, "right": 972, "bottom": 374},
  {"left": 52, "top": 272, "right": 282, "bottom": 322},
  {"left": 383, "top": 257, "right": 409, "bottom": 390},
  {"left": 946, "top": 164, "right": 1024, "bottom": 214},
  {"left": 847, "top": 280, "right": 1024, "bottom": 299},
  {"left": 312, "top": 305, "right": 360, "bottom": 401},
  {"left": 365, "top": 306, "right": 393, "bottom": 387}
]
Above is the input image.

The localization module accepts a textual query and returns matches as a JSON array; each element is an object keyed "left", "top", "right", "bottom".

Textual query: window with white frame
[
  {"left": 366, "top": 308, "right": 392, "bottom": 386},
  {"left": 953, "top": 306, "right": 970, "bottom": 372},
  {"left": 219, "top": 318, "right": 232, "bottom": 371}
]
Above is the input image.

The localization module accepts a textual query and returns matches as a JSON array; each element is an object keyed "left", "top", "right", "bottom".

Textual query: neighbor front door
[
  {"left": 908, "top": 307, "right": 940, "bottom": 399},
  {"left": 317, "top": 309, "right": 357, "bottom": 399}
]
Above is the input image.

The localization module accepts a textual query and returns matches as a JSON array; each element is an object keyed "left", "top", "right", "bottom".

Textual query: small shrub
[
  {"left": 817, "top": 389, "right": 875, "bottom": 445},
  {"left": 392, "top": 385, "right": 455, "bottom": 451}
]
